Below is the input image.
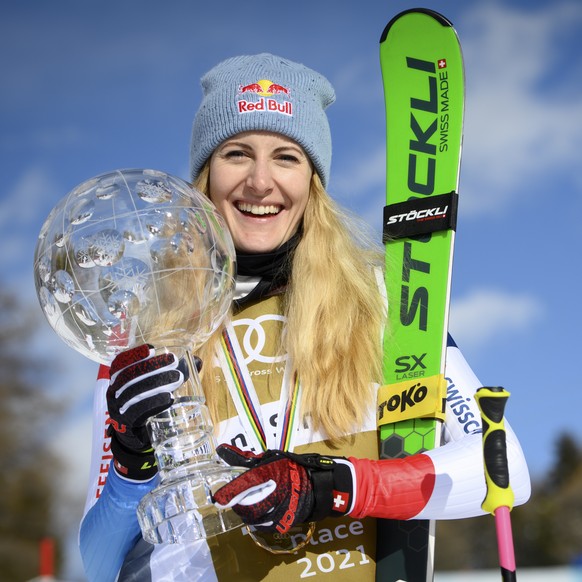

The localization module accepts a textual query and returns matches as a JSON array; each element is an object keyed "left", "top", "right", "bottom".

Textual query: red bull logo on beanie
[{"left": 237, "top": 79, "right": 293, "bottom": 116}]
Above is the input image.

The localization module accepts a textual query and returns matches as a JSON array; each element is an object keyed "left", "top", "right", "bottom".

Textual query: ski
[{"left": 376, "top": 9, "right": 465, "bottom": 582}]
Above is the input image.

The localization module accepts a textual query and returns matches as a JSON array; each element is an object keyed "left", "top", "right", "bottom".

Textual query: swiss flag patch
[{"left": 332, "top": 490, "right": 350, "bottom": 513}]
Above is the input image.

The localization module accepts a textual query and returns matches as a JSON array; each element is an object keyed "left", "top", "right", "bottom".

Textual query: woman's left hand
[{"left": 213, "top": 444, "right": 354, "bottom": 533}]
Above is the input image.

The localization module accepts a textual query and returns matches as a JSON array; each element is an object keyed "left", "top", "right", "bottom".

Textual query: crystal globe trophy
[{"left": 34, "top": 168, "right": 244, "bottom": 543}]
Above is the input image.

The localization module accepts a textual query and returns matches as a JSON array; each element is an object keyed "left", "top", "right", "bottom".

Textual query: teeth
[{"left": 237, "top": 202, "right": 281, "bottom": 216}]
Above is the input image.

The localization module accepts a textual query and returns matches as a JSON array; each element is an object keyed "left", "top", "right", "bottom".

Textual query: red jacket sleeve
[{"left": 348, "top": 454, "right": 436, "bottom": 520}]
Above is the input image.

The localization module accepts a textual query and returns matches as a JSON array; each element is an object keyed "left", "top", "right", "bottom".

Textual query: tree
[
  {"left": 0, "top": 287, "right": 65, "bottom": 582},
  {"left": 435, "top": 515, "right": 499, "bottom": 570},
  {"left": 548, "top": 433, "right": 582, "bottom": 491}
]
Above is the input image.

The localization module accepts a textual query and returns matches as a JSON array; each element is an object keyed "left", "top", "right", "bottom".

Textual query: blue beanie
[{"left": 189, "top": 53, "right": 336, "bottom": 187}]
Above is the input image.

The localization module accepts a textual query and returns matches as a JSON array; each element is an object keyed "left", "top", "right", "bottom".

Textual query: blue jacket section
[{"left": 80, "top": 465, "right": 157, "bottom": 582}]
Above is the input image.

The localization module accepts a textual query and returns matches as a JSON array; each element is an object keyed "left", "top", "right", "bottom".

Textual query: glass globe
[{"left": 34, "top": 168, "right": 235, "bottom": 363}]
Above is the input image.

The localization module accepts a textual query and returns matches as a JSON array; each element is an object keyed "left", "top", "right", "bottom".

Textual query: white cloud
[
  {"left": 332, "top": 55, "right": 381, "bottom": 107},
  {"left": 50, "top": 408, "right": 93, "bottom": 503},
  {"left": 459, "top": 1, "right": 582, "bottom": 214},
  {"left": 332, "top": 144, "right": 385, "bottom": 199},
  {"left": 449, "top": 287, "right": 544, "bottom": 349},
  {"left": 0, "top": 165, "right": 59, "bottom": 226},
  {"left": 0, "top": 166, "right": 63, "bottom": 300}
]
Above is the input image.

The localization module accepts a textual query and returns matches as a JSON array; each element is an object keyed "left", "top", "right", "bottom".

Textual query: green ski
[{"left": 376, "top": 9, "right": 464, "bottom": 582}]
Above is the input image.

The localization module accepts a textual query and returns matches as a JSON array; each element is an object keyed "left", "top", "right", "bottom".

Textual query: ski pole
[{"left": 475, "top": 386, "right": 517, "bottom": 582}]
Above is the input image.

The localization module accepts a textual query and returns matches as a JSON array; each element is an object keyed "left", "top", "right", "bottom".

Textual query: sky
[{"left": 1, "top": 0, "right": 581, "bottom": 578}]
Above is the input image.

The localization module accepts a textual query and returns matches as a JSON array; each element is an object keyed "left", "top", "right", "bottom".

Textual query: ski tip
[{"left": 379, "top": 8, "right": 454, "bottom": 43}]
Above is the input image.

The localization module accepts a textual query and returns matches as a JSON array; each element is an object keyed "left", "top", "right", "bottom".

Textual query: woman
[{"left": 79, "top": 53, "right": 530, "bottom": 581}]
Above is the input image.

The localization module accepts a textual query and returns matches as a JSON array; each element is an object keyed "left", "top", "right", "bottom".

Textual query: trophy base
[{"left": 137, "top": 460, "right": 244, "bottom": 544}]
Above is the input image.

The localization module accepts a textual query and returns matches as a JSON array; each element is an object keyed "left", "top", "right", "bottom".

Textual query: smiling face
[{"left": 208, "top": 131, "right": 313, "bottom": 253}]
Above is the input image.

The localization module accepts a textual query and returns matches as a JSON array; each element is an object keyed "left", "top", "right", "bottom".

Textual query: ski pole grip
[{"left": 475, "top": 386, "right": 515, "bottom": 515}]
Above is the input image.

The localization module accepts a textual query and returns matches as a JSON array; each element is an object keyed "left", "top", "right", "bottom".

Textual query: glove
[
  {"left": 106, "top": 344, "right": 189, "bottom": 480},
  {"left": 213, "top": 444, "right": 354, "bottom": 534}
]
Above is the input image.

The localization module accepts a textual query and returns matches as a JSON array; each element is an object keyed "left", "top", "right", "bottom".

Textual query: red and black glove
[
  {"left": 213, "top": 444, "right": 354, "bottom": 533},
  {"left": 106, "top": 344, "right": 190, "bottom": 480}
]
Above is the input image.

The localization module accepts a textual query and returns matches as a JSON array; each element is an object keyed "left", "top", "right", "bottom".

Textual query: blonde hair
[{"left": 194, "top": 165, "right": 385, "bottom": 441}]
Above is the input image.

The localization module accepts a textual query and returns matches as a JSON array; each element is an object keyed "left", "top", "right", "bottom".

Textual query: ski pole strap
[
  {"left": 382, "top": 191, "right": 459, "bottom": 242},
  {"left": 475, "top": 386, "right": 515, "bottom": 514},
  {"left": 377, "top": 373, "right": 447, "bottom": 427}
]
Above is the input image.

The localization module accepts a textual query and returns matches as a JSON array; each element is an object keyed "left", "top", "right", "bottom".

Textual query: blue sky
[{"left": 2, "top": 0, "right": 581, "bottom": 577}]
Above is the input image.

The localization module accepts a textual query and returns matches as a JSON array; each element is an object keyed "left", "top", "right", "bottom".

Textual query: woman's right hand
[{"left": 106, "top": 344, "right": 186, "bottom": 480}]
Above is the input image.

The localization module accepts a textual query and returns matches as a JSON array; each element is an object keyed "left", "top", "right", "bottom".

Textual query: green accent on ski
[
  {"left": 380, "top": 419, "right": 438, "bottom": 457},
  {"left": 377, "top": 8, "right": 465, "bottom": 582}
]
